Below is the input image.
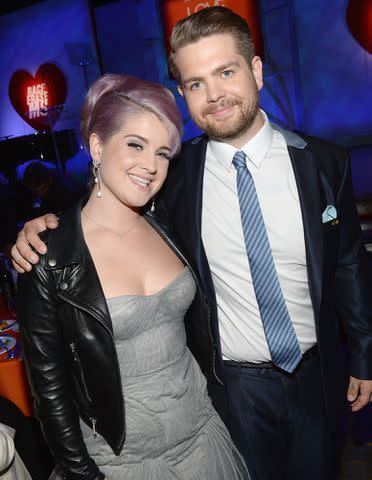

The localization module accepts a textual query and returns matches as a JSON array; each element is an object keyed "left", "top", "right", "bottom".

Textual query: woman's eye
[
  {"left": 158, "top": 152, "right": 171, "bottom": 160},
  {"left": 127, "top": 142, "right": 143, "bottom": 150}
]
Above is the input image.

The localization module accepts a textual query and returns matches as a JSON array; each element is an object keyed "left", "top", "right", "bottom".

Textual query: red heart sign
[
  {"left": 9, "top": 63, "right": 67, "bottom": 132},
  {"left": 346, "top": 0, "right": 372, "bottom": 54}
]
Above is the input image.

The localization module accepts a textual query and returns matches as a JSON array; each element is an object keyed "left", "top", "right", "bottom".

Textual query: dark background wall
[
  {"left": 0, "top": 0, "right": 100, "bottom": 138},
  {"left": 0, "top": 0, "right": 371, "bottom": 197}
]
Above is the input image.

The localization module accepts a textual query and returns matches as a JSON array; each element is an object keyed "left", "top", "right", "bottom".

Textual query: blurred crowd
[{"left": 0, "top": 161, "right": 83, "bottom": 258}]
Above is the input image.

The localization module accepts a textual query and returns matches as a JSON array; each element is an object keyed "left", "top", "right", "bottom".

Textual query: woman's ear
[{"left": 89, "top": 133, "right": 102, "bottom": 162}]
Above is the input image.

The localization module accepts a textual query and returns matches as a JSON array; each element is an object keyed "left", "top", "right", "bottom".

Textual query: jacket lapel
[
  {"left": 183, "top": 137, "right": 206, "bottom": 238},
  {"left": 45, "top": 201, "right": 113, "bottom": 334},
  {"left": 57, "top": 255, "right": 113, "bottom": 333},
  {"left": 288, "top": 145, "right": 323, "bottom": 320},
  {"left": 183, "top": 137, "right": 217, "bottom": 303}
]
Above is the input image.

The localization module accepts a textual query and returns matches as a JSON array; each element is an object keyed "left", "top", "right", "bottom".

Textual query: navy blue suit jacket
[{"left": 159, "top": 126, "right": 372, "bottom": 431}]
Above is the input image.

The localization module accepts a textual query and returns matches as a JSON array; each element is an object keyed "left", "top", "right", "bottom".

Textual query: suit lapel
[
  {"left": 184, "top": 138, "right": 206, "bottom": 238},
  {"left": 288, "top": 145, "right": 323, "bottom": 320},
  {"left": 183, "top": 137, "right": 217, "bottom": 303}
]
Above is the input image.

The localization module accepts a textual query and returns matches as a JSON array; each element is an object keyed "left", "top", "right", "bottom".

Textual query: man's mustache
[{"left": 202, "top": 100, "right": 241, "bottom": 116}]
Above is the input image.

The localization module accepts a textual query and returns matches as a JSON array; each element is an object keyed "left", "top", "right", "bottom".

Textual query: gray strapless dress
[{"left": 75, "top": 267, "right": 250, "bottom": 479}]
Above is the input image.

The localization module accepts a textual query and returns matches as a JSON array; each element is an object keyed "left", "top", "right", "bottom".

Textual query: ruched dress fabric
[{"left": 78, "top": 267, "right": 250, "bottom": 479}]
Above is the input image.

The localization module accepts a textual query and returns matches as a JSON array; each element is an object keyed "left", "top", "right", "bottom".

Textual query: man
[{"left": 11, "top": 7, "right": 372, "bottom": 480}]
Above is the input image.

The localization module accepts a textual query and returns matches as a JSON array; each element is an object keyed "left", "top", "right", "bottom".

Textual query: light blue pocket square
[{"left": 322, "top": 205, "right": 338, "bottom": 224}]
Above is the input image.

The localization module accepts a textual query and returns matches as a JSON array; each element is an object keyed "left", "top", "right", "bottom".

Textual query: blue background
[{"left": 0, "top": 0, "right": 371, "bottom": 196}]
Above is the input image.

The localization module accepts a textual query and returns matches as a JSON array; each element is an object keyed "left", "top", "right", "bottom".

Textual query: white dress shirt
[{"left": 201, "top": 112, "right": 317, "bottom": 362}]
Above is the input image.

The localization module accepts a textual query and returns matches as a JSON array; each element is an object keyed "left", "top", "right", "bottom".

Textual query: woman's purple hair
[{"left": 81, "top": 73, "right": 183, "bottom": 157}]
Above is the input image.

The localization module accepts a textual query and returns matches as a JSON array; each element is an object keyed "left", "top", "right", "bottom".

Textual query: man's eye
[
  {"left": 189, "top": 82, "right": 202, "bottom": 91},
  {"left": 127, "top": 142, "right": 143, "bottom": 150},
  {"left": 221, "top": 70, "right": 234, "bottom": 78}
]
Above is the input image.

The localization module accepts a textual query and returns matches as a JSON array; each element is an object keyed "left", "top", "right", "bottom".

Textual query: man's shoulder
[
  {"left": 166, "top": 135, "right": 207, "bottom": 179},
  {"left": 38, "top": 203, "right": 82, "bottom": 266},
  {"left": 180, "top": 134, "right": 208, "bottom": 155},
  {"left": 275, "top": 125, "right": 348, "bottom": 172},
  {"left": 38, "top": 228, "right": 52, "bottom": 245},
  {"left": 297, "top": 132, "right": 346, "bottom": 156},
  {"left": 182, "top": 135, "right": 205, "bottom": 146},
  {"left": 273, "top": 123, "right": 345, "bottom": 155},
  {"left": 300, "top": 133, "right": 349, "bottom": 176}
]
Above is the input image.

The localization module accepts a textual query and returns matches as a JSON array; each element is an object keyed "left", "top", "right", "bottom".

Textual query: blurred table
[{"left": 0, "top": 294, "right": 33, "bottom": 416}]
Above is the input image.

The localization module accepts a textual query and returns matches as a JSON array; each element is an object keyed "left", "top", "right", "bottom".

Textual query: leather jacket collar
[{"left": 44, "top": 197, "right": 194, "bottom": 274}]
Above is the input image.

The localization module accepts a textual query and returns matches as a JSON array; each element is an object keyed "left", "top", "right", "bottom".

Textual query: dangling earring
[
  {"left": 150, "top": 197, "right": 155, "bottom": 212},
  {"left": 93, "top": 159, "right": 102, "bottom": 198}
]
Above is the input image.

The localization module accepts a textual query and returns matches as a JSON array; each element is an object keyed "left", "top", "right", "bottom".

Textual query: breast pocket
[
  {"left": 323, "top": 220, "right": 341, "bottom": 265},
  {"left": 323, "top": 218, "right": 340, "bottom": 233}
]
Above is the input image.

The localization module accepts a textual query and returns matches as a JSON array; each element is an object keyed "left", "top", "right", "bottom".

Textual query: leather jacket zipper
[
  {"left": 59, "top": 293, "right": 126, "bottom": 449},
  {"left": 69, "top": 342, "right": 93, "bottom": 404},
  {"left": 90, "top": 417, "right": 97, "bottom": 439},
  {"left": 59, "top": 292, "right": 113, "bottom": 338}
]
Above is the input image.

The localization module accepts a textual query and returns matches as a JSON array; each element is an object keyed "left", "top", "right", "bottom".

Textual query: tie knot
[{"left": 232, "top": 150, "right": 246, "bottom": 169}]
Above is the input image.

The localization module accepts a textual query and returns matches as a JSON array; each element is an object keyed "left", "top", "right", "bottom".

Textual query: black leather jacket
[{"left": 16, "top": 200, "right": 214, "bottom": 480}]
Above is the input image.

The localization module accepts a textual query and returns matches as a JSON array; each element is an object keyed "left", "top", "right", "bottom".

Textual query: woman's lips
[{"left": 128, "top": 173, "right": 151, "bottom": 190}]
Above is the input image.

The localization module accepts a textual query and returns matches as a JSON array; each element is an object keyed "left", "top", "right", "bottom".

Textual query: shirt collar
[{"left": 208, "top": 110, "right": 273, "bottom": 171}]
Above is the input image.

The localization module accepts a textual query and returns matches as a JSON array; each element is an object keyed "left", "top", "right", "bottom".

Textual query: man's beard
[{"left": 196, "top": 90, "right": 259, "bottom": 142}]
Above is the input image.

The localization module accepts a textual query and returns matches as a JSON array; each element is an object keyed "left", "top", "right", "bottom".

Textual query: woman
[{"left": 17, "top": 74, "right": 250, "bottom": 480}]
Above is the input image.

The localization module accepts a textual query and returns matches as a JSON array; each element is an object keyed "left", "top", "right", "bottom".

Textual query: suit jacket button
[
  {"left": 60, "top": 282, "right": 68, "bottom": 291},
  {"left": 48, "top": 259, "right": 57, "bottom": 267}
]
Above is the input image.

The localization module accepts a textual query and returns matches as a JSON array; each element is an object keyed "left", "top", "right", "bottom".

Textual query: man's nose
[{"left": 205, "top": 80, "right": 226, "bottom": 103}]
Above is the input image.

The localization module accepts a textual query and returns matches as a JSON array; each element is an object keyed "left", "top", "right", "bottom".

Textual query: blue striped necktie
[{"left": 232, "top": 150, "right": 302, "bottom": 373}]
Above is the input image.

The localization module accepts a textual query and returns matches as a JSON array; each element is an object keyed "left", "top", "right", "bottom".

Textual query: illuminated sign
[
  {"left": 27, "top": 82, "right": 49, "bottom": 119},
  {"left": 9, "top": 63, "right": 67, "bottom": 132},
  {"left": 162, "top": 0, "right": 264, "bottom": 78}
]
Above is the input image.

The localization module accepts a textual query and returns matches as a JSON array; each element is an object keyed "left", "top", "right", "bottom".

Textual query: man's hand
[
  {"left": 11, "top": 214, "right": 59, "bottom": 273},
  {"left": 347, "top": 376, "right": 372, "bottom": 412}
]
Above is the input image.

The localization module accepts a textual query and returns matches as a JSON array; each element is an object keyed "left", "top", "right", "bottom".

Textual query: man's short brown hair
[{"left": 169, "top": 6, "right": 256, "bottom": 83}]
